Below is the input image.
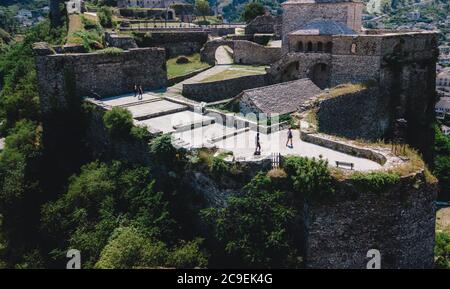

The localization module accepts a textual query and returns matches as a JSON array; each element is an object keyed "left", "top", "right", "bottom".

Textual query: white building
[
  {"left": 437, "top": 69, "right": 450, "bottom": 89},
  {"left": 407, "top": 11, "right": 420, "bottom": 21},
  {"left": 118, "top": 0, "right": 184, "bottom": 9},
  {"left": 442, "top": 125, "right": 450, "bottom": 135},
  {"left": 436, "top": 97, "right": 450, "bottom": 119},
  {"left": 17, "top": 9, "right": 32, "bottom": 18}
]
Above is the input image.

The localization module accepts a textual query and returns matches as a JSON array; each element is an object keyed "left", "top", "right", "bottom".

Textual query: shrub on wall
[
  {"left": 150, "top": 134, "right": 177, "bottom": 164},
  {"left": 350, "top": 171, "right": 400, "bottom": 195},
  {"left": 103, "top": 107, "right": 133, "bottom": 138},
  {"left": 283, "top": 156, "right": 334, "bottom": 201}
]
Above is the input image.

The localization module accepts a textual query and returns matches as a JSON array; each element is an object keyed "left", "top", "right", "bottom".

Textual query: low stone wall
[
  {"left": 167, "top": 66, "right": 211, "bottom": 86},
  {"left": 133, "top": 31, "right": 208, "bottom": 58},
  {"left": 206, "top": 27, "right": 236, "bottom": 36},
  {"left": 300, "top": 131, "right": 387, "bottom": 165},
  {"left": 233, "top": 41, "right": 281, "bottom": 65},
  {"left": 201, "top": 39, "right": 281, "bottom": 65},
  {"left": 182, "top": 74, "right": 268, "bottom": 102},
  {"left": 105, "top": 32, "right": 138, "bottom": 50},
  {"left": 316, "top": 87, "right": 390, "bottom": 140}
]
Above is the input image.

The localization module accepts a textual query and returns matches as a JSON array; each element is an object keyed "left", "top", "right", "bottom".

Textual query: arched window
[
  {"left": 317, "top": 42, "right": 323, "bottom": 52},
  {"left": 307, "top": 41, "right": 313, "bottom": 52},
  {"left": 297, "top": 41, "right": 303, "bottom": 52},
  {"left": 351, "top": 43, "right": 357, "bottom": 54},
  {"left": 325, "top": 41, "right": 333, "bottom": 53}
]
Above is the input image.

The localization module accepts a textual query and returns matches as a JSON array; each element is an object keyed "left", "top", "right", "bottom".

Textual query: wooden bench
[{"left": 335, "top": 161, "right": 354, "bottom": 170}]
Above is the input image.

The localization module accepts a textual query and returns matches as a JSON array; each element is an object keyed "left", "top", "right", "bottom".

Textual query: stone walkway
[
  {"left": 215, "top": 45, "right": 234, "bottom": 65},
  {"left": 94, "top": 65, "right": 382, "bottom": 171}
]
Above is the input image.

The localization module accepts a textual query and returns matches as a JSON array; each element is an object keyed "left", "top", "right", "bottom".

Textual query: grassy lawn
[
  {"left": 67, "top": 14, "right": 83, "bottom": 39},
  {"left": 167, "top": 53, "right": 211, "bottom": 79},
  {"left": 437, "top": 207, "right": 450, "bottom": 235},
  {"left": 200, "top": 65, "right": 267, "bottom": 83}
]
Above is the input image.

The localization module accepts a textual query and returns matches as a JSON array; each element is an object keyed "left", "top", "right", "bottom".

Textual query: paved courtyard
[{"left": 94, "top": 66, "right": 382, "bottom": 171}]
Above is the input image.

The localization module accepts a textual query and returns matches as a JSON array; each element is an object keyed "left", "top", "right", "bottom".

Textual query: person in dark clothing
[
  {"left": 286, "top": 128, "right": 293, "bottom": 148},
  {"left": 138, "top": 85, "right": 144, "bottom": 100},
  {"left": 255, "top": 133, "right": 261, "bottom": 155},
  {"left": 134, "top": 84, "right": 138, "bottom": 97}
]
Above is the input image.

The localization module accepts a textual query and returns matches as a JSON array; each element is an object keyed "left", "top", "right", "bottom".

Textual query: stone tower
[
  {"left": 281, "top": 0, "right": 364, "bottom": 52},
  {"left": 50, "top": 0, "right": 61, "bottom": 28}
]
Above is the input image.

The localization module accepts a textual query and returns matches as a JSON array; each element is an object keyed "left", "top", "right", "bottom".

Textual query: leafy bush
[
  {"left": 283, "top": 156, "right": 334, "bottom": 201},
  {"left": 98, "top": 47, "right": 124, "bottom": 56},
  {"left": 167, "top": 239, "right": 208, "bottom": 268},
  {"left": 201, "top": 172, "right": 301, "bottom": 268},
  {"left": 210, "top": 157, "right": 230, "bottom": 178},
  {"left": 150, "top": 134, "right": 177, "bottom": 164},
  {"left": 130, "top": 126, "right": 151, "bottom": 142},
  {"left": 95, "top": 226, "right": 169, "bottom": 269},
  {"left": 103, "top": 107, "right": 133, "bottom": 138},
  {"left": 350, "top": 172, "right": 400, "bottom": 194},
  {"left": 98, "top": 6, "right": 115, "bottom": 29},
  {"left": 435, "top": 231, "right": 450, "bottom": 269}
]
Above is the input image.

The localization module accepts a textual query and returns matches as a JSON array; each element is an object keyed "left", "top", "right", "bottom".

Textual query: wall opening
[
  {"left": 325, "top": 41, "right": 333, "bottom": 53},
  {"left": 307, "top": 41, "right": 313, "bottom": 52},
  {"left": 215, "top": 45, "right": 234, "bottom": 65},
  {"left": 317, "top": 42, "right": 323, "bottom": 52},
  {"left": 308, "top": 63, "right": 330, "bottom": 89}
]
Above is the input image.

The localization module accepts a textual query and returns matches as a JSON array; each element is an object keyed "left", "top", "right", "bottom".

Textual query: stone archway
[
  {"left": 281, "top": 61, "right": 300, "bottom": 82},
  {"left": 200, "top": 40, "right": 235, "bottom": 65},
  {"left": 215, "top": 45, "right": 234, "bottom": 65},
  {"left": 307, "top": 63, "right": 330, "bottom": 89}
]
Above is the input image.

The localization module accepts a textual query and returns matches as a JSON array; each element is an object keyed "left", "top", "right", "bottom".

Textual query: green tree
[
  {"left": 195, "top": 0, "right": 210, "bottom": 22},
  {"left": 242, "top": 2, "right": 265, "bottom": 23},
  {"left": 201, "top": 172, "right": 301, "bottom": 268},
  {"left": 434, "top": 125, "right": 450, "bottom": 197},
  {"left": 103, "top": 107, "right": 133, "bottom": 138},
  {"left": 98, "top": 6, "right": 114, "bottom": 29},
  {"left": 435, "top": 231, "right": 450, "bottom": 269},
  {"left": 95, "top": 226, "right": 169, "bottom": 269}
]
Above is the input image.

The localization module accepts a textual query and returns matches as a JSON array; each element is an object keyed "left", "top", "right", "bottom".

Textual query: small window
[
  {"left": 297, "top": 42, "right": 303, "bottom": 52},
  {"left": 325, "top": 41, "right": 333, "bottom": 53},
  {"left": 307, "top": 42, "right": 313, "bottom": 52},
  {"left": 317, "top": 42, "right": 323, "bottom": 52}
]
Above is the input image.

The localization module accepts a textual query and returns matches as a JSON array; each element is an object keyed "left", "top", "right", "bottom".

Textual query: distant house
[
  {"left": 437, "top": 69, "right": 450, "bottom": 90},
  {"left": 236, "top": 78, "right": 322, "bottom": 115},
  {"left": 407, "top": 11, "right": 420, "bottom": 21},
  {"left": 442, "top": 125, "right": 450, "bottom": 136},
  {"left": 17, "top": 9, "right": 32, "bottom": 18},
  {"left": 436, "top": 96, "right": 450, "bottom": 119}
]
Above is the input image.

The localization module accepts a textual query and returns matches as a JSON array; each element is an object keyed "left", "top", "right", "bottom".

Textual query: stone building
[
  {"left": 260, "top": 0, "right": 439, "bottom": 160},
  {"left": 117, "top": 0, "right": 186, "bottom": 9},
  {"left": 237, "top": 79, "right": 321, "bottom": 115}
]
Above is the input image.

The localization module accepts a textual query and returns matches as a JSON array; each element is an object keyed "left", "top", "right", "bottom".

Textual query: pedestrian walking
[
  {"left": 134, "top": 84, "right": 138, "bottom": 97},
  {"left": 286, "top": 128, "right": 293, "bottom": 148},
  {"left": 138, "top": 85, "right": 143, "bottom": 100},
  {"left": 255, "top": 133, "right": 261, "bottom": 155}
]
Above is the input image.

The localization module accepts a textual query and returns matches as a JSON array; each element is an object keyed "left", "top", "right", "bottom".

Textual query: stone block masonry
[
  {"left": 34, "top": 44, "right": 167, "bottom": 114},
  {"left": 182, "top": 74, "right": 268, "bottom": 102}
]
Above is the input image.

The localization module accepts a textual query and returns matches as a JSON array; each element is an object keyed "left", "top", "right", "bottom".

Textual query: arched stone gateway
[
  {"left": 267, "top": 53, "right": 331, "bottom": 85},
  {"left": 215, "top": 45, "right": 234, "bottom": 65},
  {"left": 200, "top": 40, "right": 235, "bottom": 65},
  {"left": 307, "top": 62, "right": 330, "bottom": 89}
]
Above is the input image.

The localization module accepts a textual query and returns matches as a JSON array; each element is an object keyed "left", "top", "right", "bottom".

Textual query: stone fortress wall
[
  {"left": 201, "top": 39, "right": 282, "bottom": 65},
  {"left": 133, "top": 31, "right": 208, "bottom": 58},
  {"left": 33, "top": 43, "right": 167, "bottom": 114}
]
